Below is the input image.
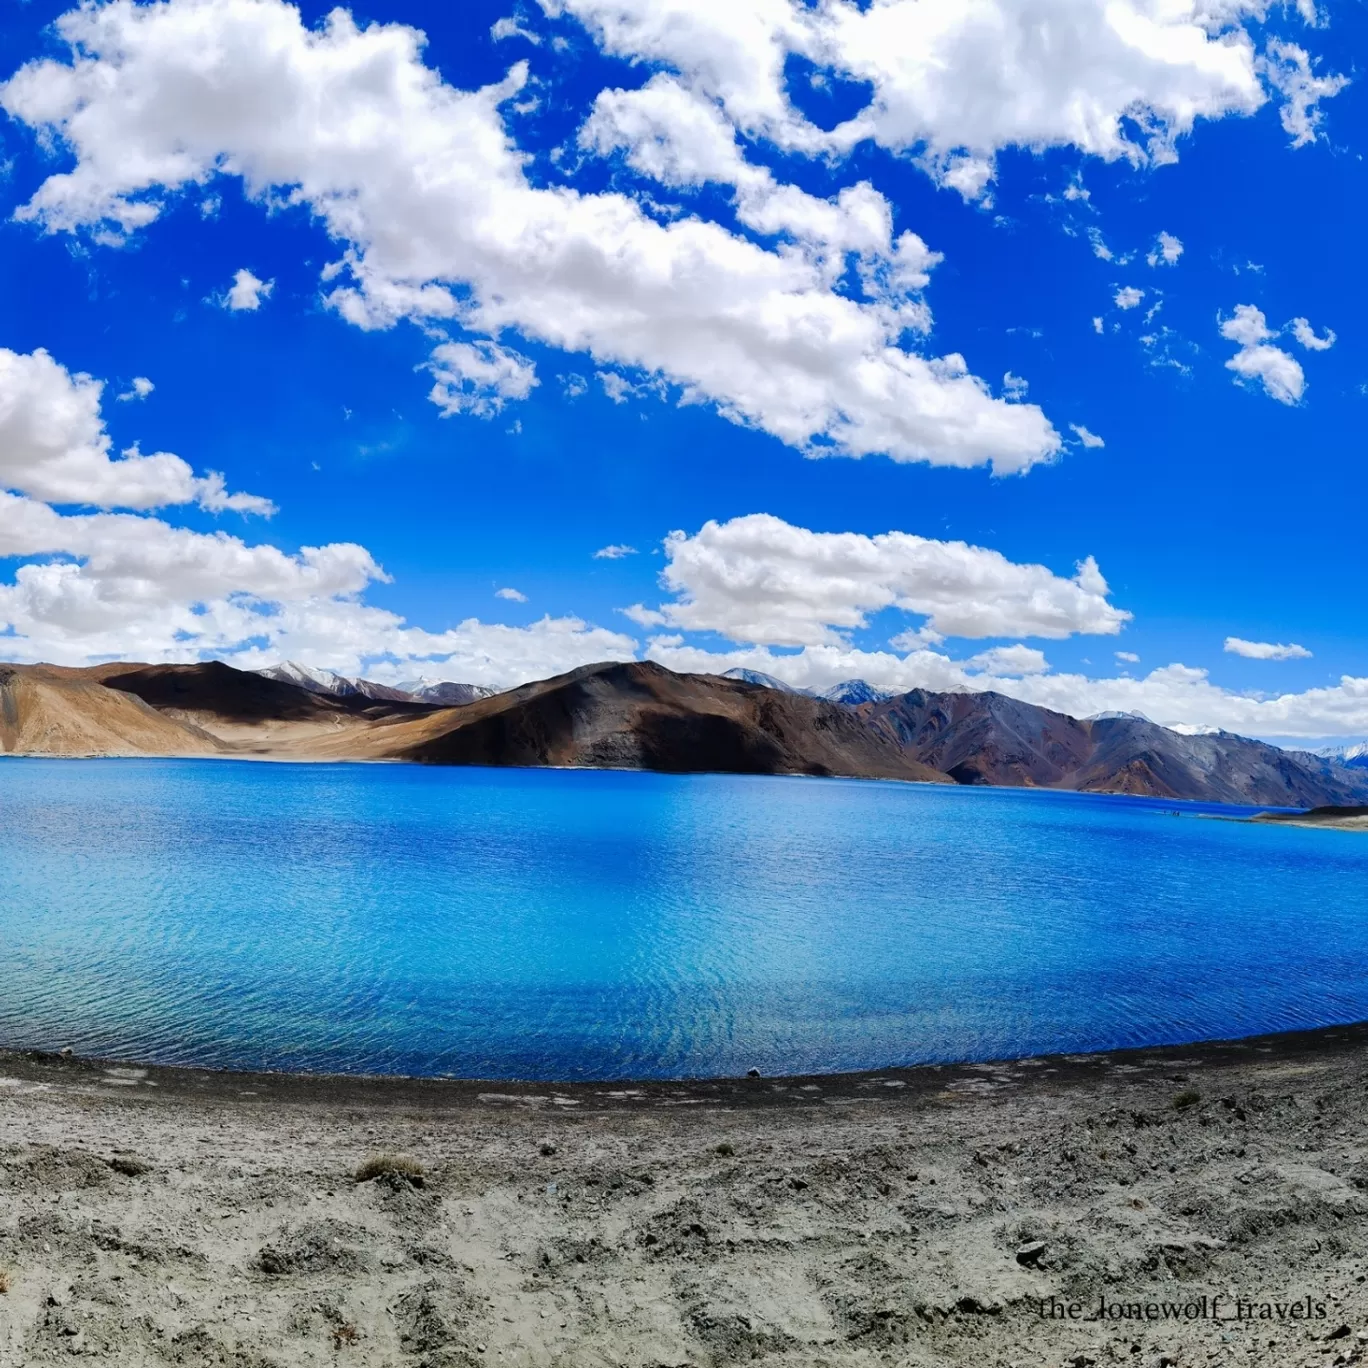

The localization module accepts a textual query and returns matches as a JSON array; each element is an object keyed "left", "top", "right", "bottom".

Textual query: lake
[{"left": 2, "top": 758, "right": 1366, "bottom": 1080}]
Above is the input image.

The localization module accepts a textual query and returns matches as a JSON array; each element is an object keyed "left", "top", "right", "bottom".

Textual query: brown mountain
[
  {"left": 4, "top": 657, "right": 1365, "bottom": 808},
  {"left": 0, "top": 665, "right": 225, "bottom": 758},
  {"left": 377, "top": 660, "right": 953, "bottom": 781},
  {"left": 861, "top": 688, "right": 1368, "bottom": 807}
]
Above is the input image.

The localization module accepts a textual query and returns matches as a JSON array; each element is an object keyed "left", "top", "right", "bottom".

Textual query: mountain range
[
  {"left": 255, "top": 661, "right": 497, "bottom": 706},
  {"left": 3, "top": 657, "right": 1365, "bottom": 809},
  {"left": 1311, "top": 741, "right": 1368, "bottom": 771}
]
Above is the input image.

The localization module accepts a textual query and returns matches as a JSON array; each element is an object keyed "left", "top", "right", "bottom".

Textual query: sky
[{"left": 0, "top": 0, "right": 1364, "bottom": 743}]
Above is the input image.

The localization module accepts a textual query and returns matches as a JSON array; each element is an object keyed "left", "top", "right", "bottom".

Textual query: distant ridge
[
  {"left": 822, "top": 679, "right": 891, "bottom": 706},
  {"left": 718, "top": 669, "right": 889, "bottom": 706},
  {"left": 256, "top": 660, "right": 419, "bottom": 703},
  {"left": 3, "top": 658, "right": 1366, "bottom": 808},
  {"left": 1312, "top": 741, "right": 1368, "bottom": 771},
  {"left": 719, "top": 667, "right": 809, "bottom": 694},
  {"left": 396, "top": 677, "right": 500, "bottom": 706}
]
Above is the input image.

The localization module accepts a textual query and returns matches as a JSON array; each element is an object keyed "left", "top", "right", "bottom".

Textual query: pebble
[{"left": 1014, "top": 1240, "right": 1047, "bottom": 1266}]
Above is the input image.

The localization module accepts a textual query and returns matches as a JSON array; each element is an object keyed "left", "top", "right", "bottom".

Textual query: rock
[
  {"left": 746, "top": 1068, "right": 761, "bottom": 1078},
  {"left": 539, "top": 1143, "right": 556, "bottom": 1157},
  {"left": 955, "top": 1296, "right": 1000, "bottom": 1315},
  {"left": 108, "top": 1156, "right": 151, "bottom": 1178},
  {"left": 1326, "top": 1324, "right": 1352, "bottom": 1340},
  {"left": 1014, "top": 1240, "right": 1047, "bottom": 1266}
]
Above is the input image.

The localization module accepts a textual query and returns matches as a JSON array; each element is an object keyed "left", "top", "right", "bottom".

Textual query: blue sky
[{"left": 0, "top": 0, "right": 1363, "bottom": 740}]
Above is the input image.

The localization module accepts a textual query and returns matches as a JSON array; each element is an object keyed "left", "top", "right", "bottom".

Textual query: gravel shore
[{"left": 4, "top": 1027, "right": 1368, "bottom": 1367}]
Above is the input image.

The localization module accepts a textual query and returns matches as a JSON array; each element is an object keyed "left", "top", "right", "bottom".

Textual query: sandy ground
[{"left": 3, "top": 1030, "right": 1368, "bottom": 1368}]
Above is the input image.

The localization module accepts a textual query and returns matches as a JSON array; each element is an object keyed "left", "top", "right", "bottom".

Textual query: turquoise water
[{"left": 2, "top": 758, "right": 1366, "bottom": 1080}]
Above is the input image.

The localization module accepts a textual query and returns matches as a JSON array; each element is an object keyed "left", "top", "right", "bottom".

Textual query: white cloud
[
  {"left": 0, "top": 486, "right": 378, "bottom": 664},
  {"left": 0, "top": 347, "right": 634, "bottom": 684},
  {"left": 1260, "top": 39, "right": 1349, "bottom": 148},
  {"left": 1087, "top": 228, "right": 1113, "bottom": 262},
  {"left": 1115, "top": 650, "right": 1140, "bottom": 663},
  {"left": 115, "top": 375, "right": 154, "bottom": 402},
  {"left": 633, "top": 514, "right": 1130, "bottom": 648},
  {"left": 593, "top": 544, "right": 637, "bottom": 559},
  {"left": 426, "top": 341, "right": 539, "bottom": 418},
  {"left": 0, "top": 346, "right": 271, "bottom": 513},
  {"left": 965, "top": 644, "right": 1050, "bottom": 676},
  {"left": 1002, "top": 372, "right": 1029, "bottom": 401},
  {"left": 1224, "top": 636, "right": 1312, "bottom": 661},
  {"left": 1069, "top": 423, "right": 1105, "bottom": 449},
  {"left": 1091, "top": 316, "right": 1104, "bottom": 335},
  {"left": 1147, "top": 231, "right": 1183, "bottom": 267},
  {"left": 223, "top": 267, "right": 274, "bottom": 312},
  {"left": 1219, "top": 304, "right": 1305, "bottom": 404},
  {"left": 0, "top": 0, "right": 1060, "bottom": 476},
  {"left": 639, "top": 639, "right": 1368, "bottom": 740},
  {"left": 551, "top": 0, "right": 1316, "bottom": 201},
  {"left": 1290, "top": 316, "right": 1335, "bottom": 351},
  {"left": 496, "top": 586, "right": 528, "bottom": 602},
  {"left": 491, "top": 15, "right": 541, "bottom": 44},
  {"left": 1114, "top": 286, "right": 1144, "bottom": 310}
]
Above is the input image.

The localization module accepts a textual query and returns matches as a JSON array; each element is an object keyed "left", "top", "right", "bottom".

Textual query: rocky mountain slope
[
  {"left": 3, "top": 657, "right": 1365, "bottom": 807},
  {"left": 377, "top": 661, "right": 951, "bottom": 781},
  {"left": 0, "top": 665, "right": 225, "bottom": 758},
  {"left": 861, "top": 687, "right": 1368, "bottom": 807}
]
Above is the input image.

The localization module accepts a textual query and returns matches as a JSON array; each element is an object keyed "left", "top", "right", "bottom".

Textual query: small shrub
[
  {"left": 714, "top": 1143, "right": 735, "bottom": 1157},
  {"left": 0, "top": 1269, "right": 10, "bottom": 1294},
  {"left": 332, "top": 1323, "right": 359, "bottom": 1348},
  {"left": 1173, "top": 1089, "right": 1201, "bottom": 1110},
  {"left": 108, "top": 1155, "right": 151, "bottom": 1177},
  {"left": 353, "top": 1153, "right": 425, "bottom": 1186}
]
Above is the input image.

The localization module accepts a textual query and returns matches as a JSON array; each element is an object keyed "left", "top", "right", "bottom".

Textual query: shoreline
[
  {"left": 5, "top": 1016, "right": 1368, "bottom": 1365},
  {"left": 0, "top": 749, "right": 1307, "bottom": 815},
  {"left": 7, "top": 1017, "right": 1368, "bottom": 1110}
]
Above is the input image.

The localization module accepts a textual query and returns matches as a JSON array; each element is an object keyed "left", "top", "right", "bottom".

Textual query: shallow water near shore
[{"left": 2, "top": 757, "right": 1367, "bottom": 1080}]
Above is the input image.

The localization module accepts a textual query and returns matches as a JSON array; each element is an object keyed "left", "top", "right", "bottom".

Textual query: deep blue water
[{"left": 2, "top": 758, "right": 1367, "bottom": 1080}]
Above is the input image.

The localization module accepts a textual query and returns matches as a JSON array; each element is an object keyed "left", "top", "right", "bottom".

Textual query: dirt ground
[{"left": 3, "top": 1027, "right": 1368, "bottom": 1368}]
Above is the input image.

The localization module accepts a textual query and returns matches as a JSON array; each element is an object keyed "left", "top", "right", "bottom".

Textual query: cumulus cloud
[
  {"left": 1069, "top": 424, "right": 1105, "bottom": 448},
  {"left": 1, "top": 487, "right": 637, "bottom": 680},
  {"left": 1290, "top": 316, "right": 1335, "bottom": 351},
  {"left": 1114, "top": 287, "right": 1144, "bottom": 310},
  {"left": 631, "top": 514, "right": 1130, "bottom": 648},
  {"left": 1147, "top": 231, "right": 1183, "bottom": 267},
  {"left": 0, "top": 346, "right": 271, "bottom": 513},
  {"left": 593, "top": 544, "right": 637, "bottom": 559},
  {"left": 223, "top": 267, "right": 274, "bottom": 312},
  {"left": 965, "top": 644, "right": 1050, "bottom": 676},
  {"left": 0, "top": 486, "right": 379, "bottom": 663},
  {"left": 1219, "top": 304, "right": 1305, "bottom": 404},
  {"left": 0, "top": 0, "right": 1060, "bottom": 475},
  {"left": 551, "top": 0, "right": 1336, "bottom": 200},
  {"left": 1224, "top": 636, "right": 1312, "bottom": 661},
  {"left": 426, "top": 341, "right": 538, "bottom": 418},
  {"left": 496, "top": 586, "right": 528, "bottom": 602},
  {"left": 1116, "top": 650, "right": 1140, "bottom": 663},
  {"left": 116, "top": 375, "right": 154, "bottom": 402},
  {"left": 0, "top": 362, "right": 635, "bottom": 683}
]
